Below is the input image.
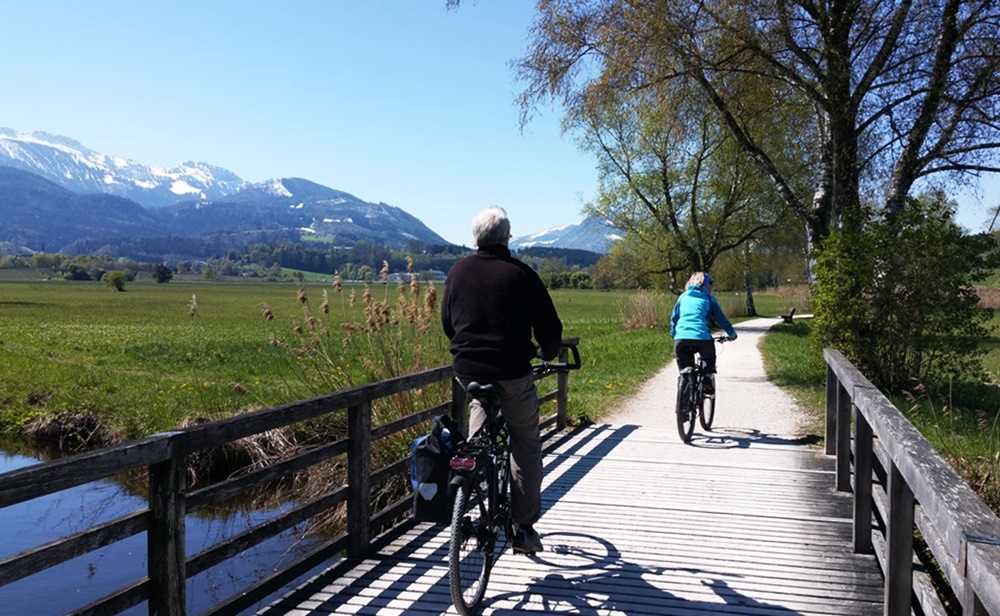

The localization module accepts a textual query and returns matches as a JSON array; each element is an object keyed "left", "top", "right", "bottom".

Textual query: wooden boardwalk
[{"left": 262, "top": 422, "right": 885, "bottom": 615}]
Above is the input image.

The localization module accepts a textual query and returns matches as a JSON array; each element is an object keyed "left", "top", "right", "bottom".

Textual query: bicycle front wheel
[
  {"left": 449, "top": 475, "right": 494, "bottom": 614},
  {"left": 675, "top": 375, "right": 696, "bottom": 442},
  {"left": 699, "top": 390, "right": 716, "bottom": 431}
]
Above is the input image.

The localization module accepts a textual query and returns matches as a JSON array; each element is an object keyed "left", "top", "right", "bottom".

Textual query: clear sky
[
  {"left": 0, "top": 1, "right": 598, "bottom": 247},
  {"left": 2, "top": 1, "right": 997, "bottom": 244}
]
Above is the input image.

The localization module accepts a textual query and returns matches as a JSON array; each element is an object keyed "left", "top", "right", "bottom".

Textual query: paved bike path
[{"left": 604, "top": 316, "right": 810, "bottom": 439}]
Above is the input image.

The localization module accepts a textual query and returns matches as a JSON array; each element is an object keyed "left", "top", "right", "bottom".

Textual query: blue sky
[
  {"left": 2, "top": 1, "right": 997, "bottom": 244},
  {"left": 1, "top": 1, "right": 598, "bottom": 246}
]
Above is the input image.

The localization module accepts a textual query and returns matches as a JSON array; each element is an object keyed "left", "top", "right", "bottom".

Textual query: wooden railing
[
  {"left": 825, "top": 349, "right": 1000, "bottom": 616},
  {"left": 0, "top": 341, "right": 578, "bottom": 616}
]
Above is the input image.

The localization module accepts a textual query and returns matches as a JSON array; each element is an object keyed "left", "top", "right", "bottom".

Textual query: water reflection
[{"left": 0, "top": 443, "right": 327, "bottom": 615}]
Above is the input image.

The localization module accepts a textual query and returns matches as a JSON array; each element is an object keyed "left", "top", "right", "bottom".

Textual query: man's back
[{"left": 442, "top": 244, "right": 562, "bottom": 381}]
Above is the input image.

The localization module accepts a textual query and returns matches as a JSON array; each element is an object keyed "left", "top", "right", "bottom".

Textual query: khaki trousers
[{"left": 463, "top": 374, "right": 542, "bottom": 526}]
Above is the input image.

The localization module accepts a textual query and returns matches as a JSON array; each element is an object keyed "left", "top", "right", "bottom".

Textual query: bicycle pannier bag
[{"left": 411, "top": 414, "right": 464, "bottom": 524}]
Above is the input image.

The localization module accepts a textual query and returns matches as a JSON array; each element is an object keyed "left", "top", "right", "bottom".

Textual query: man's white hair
[{"left": 471, "top": 206, "right": 511, "bottom": 247}]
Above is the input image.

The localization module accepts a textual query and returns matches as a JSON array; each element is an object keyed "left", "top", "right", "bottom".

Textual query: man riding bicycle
[
  {"left": 441, "top": 205, "right": 564, "bottom": 555},
  {"left": 670, "top": 272, "right": 737, "bottom": 394}
]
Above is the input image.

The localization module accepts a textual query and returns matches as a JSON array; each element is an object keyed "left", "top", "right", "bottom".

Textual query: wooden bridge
[
  {"left": 262, "top": 422, "right": 885, "bottom": 615},
  {"left": 2, "top": 342, "right": 1000, "bottom": 615}
]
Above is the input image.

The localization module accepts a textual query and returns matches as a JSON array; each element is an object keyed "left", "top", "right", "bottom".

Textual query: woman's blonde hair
[{"left": 686, "top": 271, "right": 711, "bottom": 288}]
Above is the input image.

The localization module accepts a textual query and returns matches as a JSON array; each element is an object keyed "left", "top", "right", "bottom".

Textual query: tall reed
[{"left": 267, "top": 260, "right": 453, "bottom": 533}]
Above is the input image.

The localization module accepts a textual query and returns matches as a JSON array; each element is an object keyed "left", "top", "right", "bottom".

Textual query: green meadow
[{"left": 0, "top": 275, "right": 806, "bottom": 444}]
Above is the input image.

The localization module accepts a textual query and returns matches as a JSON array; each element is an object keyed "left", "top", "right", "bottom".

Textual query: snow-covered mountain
[
  {"left": 158, "top": 177, "right": 449, "bottom": 246},
  {"left": 510, "top": 216, "right": 622, "bottom": 254},
  {"left": 0, "top": 128, "right": 245, "bottom": 207}
]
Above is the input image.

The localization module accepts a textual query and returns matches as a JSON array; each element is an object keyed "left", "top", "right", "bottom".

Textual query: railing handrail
[
  {"left": 0, "top": 340, "right": 579, "bottom": 616},
  {"left": 825, "top": 348, "right": 1000, "bottom": 616}
]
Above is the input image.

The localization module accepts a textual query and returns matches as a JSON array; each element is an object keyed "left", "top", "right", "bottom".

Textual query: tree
[
  {"left": 515, "top": 0, "right": 1000, "bottom": 252},
  {"left": 575, "top": 80, "right": 791, "bottom": 273},
  {"left": 102, "top": 270, "right": 128, "bottom": 292},
  {"left": 152, "top": 264, "right": 173, "bottom": 284},
  {"left": 812, "top": 191, "right": 995, "bottom": 390}
]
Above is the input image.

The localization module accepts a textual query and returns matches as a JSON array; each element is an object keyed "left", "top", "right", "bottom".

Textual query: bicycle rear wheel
[
  {"left": 449, "top": 475, "right": 494, "bottom": 614},
  {"left": 699, "top": 386, "right": 716, "bottom": 431},
  {"left": 675, "top": 374, "right": 696, "bottom": 442}
]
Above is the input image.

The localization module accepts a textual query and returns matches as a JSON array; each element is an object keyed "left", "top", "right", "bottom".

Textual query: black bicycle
[
  {"left": 675, "top": 335, "right": 730, "bottom": 442},
  {"left": 448, "top": 344, "right": 581, "bottom": 615}
]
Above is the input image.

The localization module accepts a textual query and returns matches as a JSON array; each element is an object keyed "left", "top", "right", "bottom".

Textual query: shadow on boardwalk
[{"left": 260, "top": 422, "right": 880, "bottom": 615}]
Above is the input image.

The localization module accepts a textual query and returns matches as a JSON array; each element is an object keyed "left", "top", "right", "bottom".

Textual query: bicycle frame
[
  {"left": 449, "top": 390, "right": 512, "bottom": 555},
  {"left": 447, "top": 342, "right": 580, "bottom": 614}
]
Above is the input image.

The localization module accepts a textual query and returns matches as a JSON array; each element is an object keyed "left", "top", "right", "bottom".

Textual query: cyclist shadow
[
  {"left": 487, "top": 532, "right": 806, "bottom": 615},
  {"left": 689, "top": 427, "right": 822, "bottom": 450}
]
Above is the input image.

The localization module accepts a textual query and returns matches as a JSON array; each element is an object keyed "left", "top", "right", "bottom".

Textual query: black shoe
[
  {"left": 703, "top": 375, "right": 715, "bottom": 395},
  {"left": 512, "top": 524, "right": 544, "bottom": 554}
]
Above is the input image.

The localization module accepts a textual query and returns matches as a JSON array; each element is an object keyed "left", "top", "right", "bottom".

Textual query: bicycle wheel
[
  {"left": 699, "top": 387, "right": 716, "bottom": 431},
  {"left": 675, "top": 374, "right": 696, "bottom": 442},
  {"left": 449, "top": 475, "right": 494, "bottom": 614}
]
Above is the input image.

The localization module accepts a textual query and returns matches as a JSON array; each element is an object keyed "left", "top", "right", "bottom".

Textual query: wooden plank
[
  {"left": 176, "top": 365, "right": 453, "bottom": 456},
  {"left": 966, "top": 541, "right": 1000, "bottom": 615},
  {"left": 187, "top": 437, "right": 349, "bottom": 512},
  {"left": 0, "top": 435, "right": 174, "bottom": 507},
  {"left": 265, "top": 423, "right": 887, "bottom": 615},
  {"left": 187, "top": 485, "right": 348, "bottom": 577},
  {"left": 0, "top": 510, "right": 147, "bottom": 586},
  {"left": 347, "top": 401, "right": 372, "bottom": 559},
  {"left": 148, "top": 455, "right": 186, "bottom": 615}
]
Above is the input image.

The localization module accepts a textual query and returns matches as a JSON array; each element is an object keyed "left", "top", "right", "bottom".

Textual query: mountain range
[
  {"left": 0, "top": 128, "right": 617, "bottom": 257},
  {"left": 509, "top": 217, "right": 622, "bottom": 254}
]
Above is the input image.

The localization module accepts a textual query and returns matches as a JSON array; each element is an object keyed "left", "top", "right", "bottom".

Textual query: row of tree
[{"left": 483, "top": 0, "right": 1000, "bottom": 391}]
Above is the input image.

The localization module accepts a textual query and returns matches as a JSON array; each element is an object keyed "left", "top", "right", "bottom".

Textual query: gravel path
[{"left": 603, "top": 317, "right": 810, "bottom": 439}]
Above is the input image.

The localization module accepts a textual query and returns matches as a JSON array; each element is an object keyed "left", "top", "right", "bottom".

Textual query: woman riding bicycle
[{"left": 669, "top": 272, "right": 737, "bottom": 394}]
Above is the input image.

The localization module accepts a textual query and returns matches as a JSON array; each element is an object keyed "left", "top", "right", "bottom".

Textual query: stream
[{"left": 0, "top": 443, "right": 329, "bottom": 615}]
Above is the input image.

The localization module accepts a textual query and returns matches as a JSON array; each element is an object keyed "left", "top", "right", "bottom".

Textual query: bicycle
[
  {"left": 448, "top": 343, "right": 581, "bottom": 615},
  {"left": 675, "top": 335, "right": 730, "bottom": 442}
]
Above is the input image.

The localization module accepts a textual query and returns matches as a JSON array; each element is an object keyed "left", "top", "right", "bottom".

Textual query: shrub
[
  {"left": 618, "top": 290, "right": 662, "bottom": 329},
  {"left": 812, "top": 192, "right": 996, "bottom": 391},
  {"left": 102, "top": 270, "right": 129, "bottom": 292}
]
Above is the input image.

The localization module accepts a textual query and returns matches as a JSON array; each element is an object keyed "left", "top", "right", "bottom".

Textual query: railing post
[
  {"left": 836, "top": 382, "right": 852, "bottom": 492},
  {"left": 148, "top": 433, "right": 186, "bottom": 616},
  {"left": 451, "top": 378, "right": 468, "bottom": 438},
  {"left": 885, "top": 462, "right": 915, "bottom": 616},
  {"left": 826, "top": 364, "right": 838, "bottom": 456},
  {"left": 347, "top": 401, "right": 372, "bottom": 559},
  {"left": 853, "top": 408, "right": 873, "bottom": 554},
  {"left": 556, "top": 345, "right": 569, "bottom": 430}
]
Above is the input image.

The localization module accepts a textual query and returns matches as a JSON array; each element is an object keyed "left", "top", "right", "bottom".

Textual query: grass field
[{"left": 0, "top": 276, "right": 808, "bottom": 444}]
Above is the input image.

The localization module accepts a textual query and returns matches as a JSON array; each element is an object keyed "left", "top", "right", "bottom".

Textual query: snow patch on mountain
[
  {"left": 0, "top": 128, "right": 246, "bottom": 207},
  {"left": 510, "top": 216, "right": 622, "bottom": 254}
]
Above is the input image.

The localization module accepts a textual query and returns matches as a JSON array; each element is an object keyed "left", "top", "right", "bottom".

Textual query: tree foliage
[
  {"left": 812, "top": 192, "right": 996, "bottom": 391},
  {"left": 572, "top": 85, "right": 790, "bottom": 278},
  {"left": 102, "top": 270, "right": 129, "bottom": 292},
  {"left": 515, "top": 0, "right": 1000, "bottom": 251}
]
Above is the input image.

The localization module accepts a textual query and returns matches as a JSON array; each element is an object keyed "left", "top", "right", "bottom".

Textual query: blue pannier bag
[{"left": 411, "top": 414, "right": 465, "bottom": 524}]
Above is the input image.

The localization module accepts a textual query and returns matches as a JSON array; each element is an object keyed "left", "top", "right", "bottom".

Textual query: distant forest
[{"left": 1, "top": 237, "right": 602, "bottom": 288}]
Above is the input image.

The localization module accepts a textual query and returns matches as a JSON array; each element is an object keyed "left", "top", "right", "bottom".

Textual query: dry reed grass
[
  {"left": 618, "top": 290, "right": 664, "bottom": 330},
  {"left": 264, "top": 259, "right": 451, "bottom": 535},
  {"left": 976, "top": 286, "right": 1000, "bottom": 310}
]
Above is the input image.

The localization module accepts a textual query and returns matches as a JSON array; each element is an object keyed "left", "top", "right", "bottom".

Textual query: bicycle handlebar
[{"left": 532, "top": 342, "right": 581, "bottom": 376}]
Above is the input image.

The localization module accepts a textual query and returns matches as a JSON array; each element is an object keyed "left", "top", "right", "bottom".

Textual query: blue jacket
[{"left": 670, "top": 284, "right": 737, "bottom": 340}]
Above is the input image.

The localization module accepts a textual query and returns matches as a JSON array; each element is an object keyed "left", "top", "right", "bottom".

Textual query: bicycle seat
[{"left": 466, "top": 381, "right": 504, "bottom": 405}]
